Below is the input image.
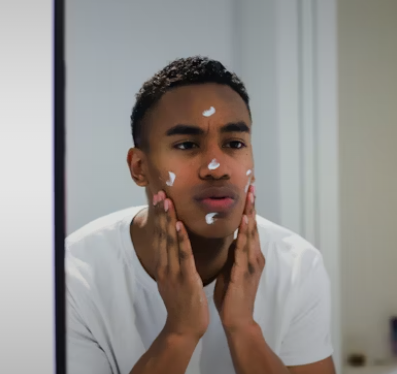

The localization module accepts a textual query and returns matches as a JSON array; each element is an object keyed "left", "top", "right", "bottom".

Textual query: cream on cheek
[
  {"left": 165, "top": 171, "right": 176, "bottom": 186},
  {"left": 244, "top": 169, "right": 253, "bottom": 193}
]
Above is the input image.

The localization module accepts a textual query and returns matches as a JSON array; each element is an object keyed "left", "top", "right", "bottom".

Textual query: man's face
[{"left": 142, "top": 83, "right": 254, "bottom": 238}]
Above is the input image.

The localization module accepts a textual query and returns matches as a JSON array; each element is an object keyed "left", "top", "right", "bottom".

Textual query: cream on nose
[{"left": 208, "top": 159, "right": 220, "bottom": 170}]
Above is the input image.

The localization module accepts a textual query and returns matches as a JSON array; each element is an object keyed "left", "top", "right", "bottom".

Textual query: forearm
[
  {"left": 130, "top": 327, "right": 199, "bottom": 374},
  {"left": 225, "top": 322, "right": 290, "bottom": 374}
]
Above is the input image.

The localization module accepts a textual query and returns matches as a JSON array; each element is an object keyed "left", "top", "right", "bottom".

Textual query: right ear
[{"left": 126, "top": 148, "right": 148, "bottom": 187}]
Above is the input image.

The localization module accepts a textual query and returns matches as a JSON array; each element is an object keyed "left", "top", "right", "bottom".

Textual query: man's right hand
[{"left": 153, "top": 190, "right": 209, "bottom": 340}]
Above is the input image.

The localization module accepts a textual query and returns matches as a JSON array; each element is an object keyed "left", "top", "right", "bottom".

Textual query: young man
[{"left": 66, "top": 56, "right": 335, "bottom": 374}]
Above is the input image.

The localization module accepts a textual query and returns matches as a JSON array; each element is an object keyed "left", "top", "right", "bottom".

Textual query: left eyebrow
[{"left": 220, "top": 121, "right": 250, "bottom": 134}]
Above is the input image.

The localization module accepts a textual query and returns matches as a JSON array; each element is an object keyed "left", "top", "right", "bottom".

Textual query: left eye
[{"left": 225, "top": 141, "right": 245, "bottom": 149}]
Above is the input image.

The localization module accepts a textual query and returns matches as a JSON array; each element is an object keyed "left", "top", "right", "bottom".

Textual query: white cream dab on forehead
[
  {"left": 165, "top": 171, "right": 176, "bottom": 186},
  {"left": 208, "top": 159, "right": 220, "bottom": 170},
  {"left": 246, "top": 169, "right": 252, "bottom": 176},
  {"left": 205, "top": 213, "right": 217, "bottom": 225},
  {"left": 202, "top": 106, "right": 216, "bottom": 117}
]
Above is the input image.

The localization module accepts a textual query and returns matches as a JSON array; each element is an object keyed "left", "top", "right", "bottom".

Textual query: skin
[
  {"left": 128, "top": 83, "right": 254, "bottom": 284},
  {"left": 127, "top": 83, "right": 335, "bottom": 374},
  {"left": 130, "top": 83, "right": 253, "bottom": 238}
]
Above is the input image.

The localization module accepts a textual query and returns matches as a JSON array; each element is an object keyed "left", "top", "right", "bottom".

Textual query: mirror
[{"left": 64, "top": 1, "right": 397, "bottom": 374}]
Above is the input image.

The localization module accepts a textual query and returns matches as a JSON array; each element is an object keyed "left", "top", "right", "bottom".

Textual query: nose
[{"left": 198, "top": 155, "right": 230, "bottom": 181}]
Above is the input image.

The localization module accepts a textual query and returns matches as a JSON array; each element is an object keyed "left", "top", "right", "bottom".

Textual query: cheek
[
  {"left": 164, "top": 171, "right": 176, "bottom": 186},
  {"left": 243, "top": 168, "right": 254, "bottom": 193},
  {"left": 145, "top": 165, "right": 163, "bottom": 194},
  {"left": 164, "top": 183, "right": 194, "bottom": 219},
  {"left": 232, "top": 167, "right": 254, "bottom": 193},
  {"left": 160, "top": 169, "right": 193, "bottom": 197}
]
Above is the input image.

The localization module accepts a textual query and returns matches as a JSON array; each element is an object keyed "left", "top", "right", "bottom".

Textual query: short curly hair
[{"left": 130, "top": 56, "right": 251, "bottom": 149}]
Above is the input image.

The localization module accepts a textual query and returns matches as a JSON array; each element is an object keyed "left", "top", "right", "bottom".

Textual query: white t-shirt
[{"left": 66, "top": 206, "right": 333, "bottom": 374}]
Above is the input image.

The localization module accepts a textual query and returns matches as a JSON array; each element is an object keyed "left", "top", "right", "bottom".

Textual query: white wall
[
  {"left": 238, "top": 1, "right": 281, "bottom": 226},
  {"left": 65, "top": 0, "right": 281, "bottom": 234},
  {"left": 65, "top": 0, "right": 237, "bottom": 233},
  {"left": 338, "top": 0, "right": 397, "bottom": 362},
  {"left": 1, "top": 2, "right": 55, "bottom": 373}
]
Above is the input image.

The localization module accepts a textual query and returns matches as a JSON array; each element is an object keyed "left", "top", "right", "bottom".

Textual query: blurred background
[{"left": 65, "top": 1, "right": 397, "bottom": 373}]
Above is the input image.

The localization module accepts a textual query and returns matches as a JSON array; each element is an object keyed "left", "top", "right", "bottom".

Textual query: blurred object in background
[
  {"left": 339, "top": 0, "right": 397, "bottom": 372},
  {"left": 391, "top": 317, "right": 397, "bottom": 357}
]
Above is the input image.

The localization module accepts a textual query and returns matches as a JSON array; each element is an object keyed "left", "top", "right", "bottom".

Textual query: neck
[
  {"left": 184, "top": 229, "right": 234, "bottom": 285},
  {"left": 131, "top": 207, "right": 234, "bottom": 285}
]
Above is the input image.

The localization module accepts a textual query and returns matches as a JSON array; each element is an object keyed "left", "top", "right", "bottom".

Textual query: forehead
[{"left": 147, "top": 83, "right": 251, "bottom": 127}]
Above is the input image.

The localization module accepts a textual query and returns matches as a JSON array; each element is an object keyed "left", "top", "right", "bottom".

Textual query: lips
[
  {"left": 194, "top": 186, "right": 237, "bottom": 200},
  {"left": 200, "top": 197, "right": 235, "bottom": 211},
  {"left": 194, "top": 186, "right": 238, "bottom": 212}
]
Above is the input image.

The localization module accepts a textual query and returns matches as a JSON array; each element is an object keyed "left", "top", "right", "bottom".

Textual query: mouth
[
  {"left": 194, "top": 186, "right": 238, "bottom": 213},
  {"left": 199, "top": 197, "right": 236, "bottom": 211}
]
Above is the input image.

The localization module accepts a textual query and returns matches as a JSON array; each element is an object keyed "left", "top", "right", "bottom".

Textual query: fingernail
[
  {"left": 250, "top": 192, "right": 254, "bottom": 204},
  {"left": 244, "top": 215, "right": 249, "bottom": 225},
  {"left": 164, "top": 199, "right": 169, "bottom": 212},
  {"left": 176, "top": 221, "right": 181, "bottom": 232},
  {"left": 251, "top": 185, "right": 256, "bottom": 195},
  {"left": 153, "top": 195, "right": 158, "bottom": 206}
]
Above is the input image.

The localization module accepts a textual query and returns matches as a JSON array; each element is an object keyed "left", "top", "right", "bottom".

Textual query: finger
[
  {"left": 154, "top": 193, "right": 168, "bottom": 276},
  {"left": 246, "top": 185, "right": 260, "bottom": 261},
  {"left": 152, "top": 194, "right": 160, "bottom": 268},
  {"left": 250, "top": 185, "right": 257, "bottom": 218},
  {"left": 157, "top": 190, "right": 166, "bottom": 201},
  {"left": 252, "top": 219, "right": 263, "bottom": 267},
  {"left": 234, "top": 215, "right": 249, "bottom": 267},
  {"left": 175, "top": 220, "right": 196, "bottom": 276},
  {"left": 243, "top": 186, "right": 255, "bottom": 216},
  {"left": 247, "top": 214, "right": 259, "bottom": 272},
  {"left": 164, "top": 198, "right": 180, "bottom": 273}
]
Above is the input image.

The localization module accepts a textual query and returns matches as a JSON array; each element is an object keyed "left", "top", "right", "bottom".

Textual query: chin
[{"left": 185, "top": 217, "right": 238, "bottom": 239}]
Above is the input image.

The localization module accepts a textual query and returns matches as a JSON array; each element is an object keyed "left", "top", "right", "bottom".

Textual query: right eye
[{"left": 174, "top": 142, "right": 198, "bottom": 150}]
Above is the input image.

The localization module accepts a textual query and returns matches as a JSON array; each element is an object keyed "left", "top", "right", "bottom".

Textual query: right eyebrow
[{"left": 165, "top": 124, "right": 205, "bottom": 136}]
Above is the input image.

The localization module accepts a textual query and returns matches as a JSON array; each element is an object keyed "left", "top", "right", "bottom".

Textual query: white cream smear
[
  {"left": 245, "top": 169, "right": 253, "bottom": 193},
  {"left": 202, "top": 106, "right": 216, "bottom": 117},
  {"left": 205, "top": 213, "right": 217, "bottom": 225},
  {"left": 165, "top": 171, "right": 176, "bottom": 186},
  {"left": 208, "top": 158, "right": 220, "bottom": 170}
]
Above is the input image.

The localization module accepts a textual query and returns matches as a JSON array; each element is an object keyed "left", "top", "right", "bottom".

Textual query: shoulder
[
  {"left": 66, "top": 206, "right": 143, "bottom": 247},
  {"left": 255, "top": 214, "right": 328, "bottom": 287},
  {"left": 65, "top": 206, "right": 144, "bottom": 296}
]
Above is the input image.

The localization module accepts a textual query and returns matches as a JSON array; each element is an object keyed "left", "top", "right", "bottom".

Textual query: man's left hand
[{"left": 214, "top": 185, "right": 265, "bottom": 331}]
